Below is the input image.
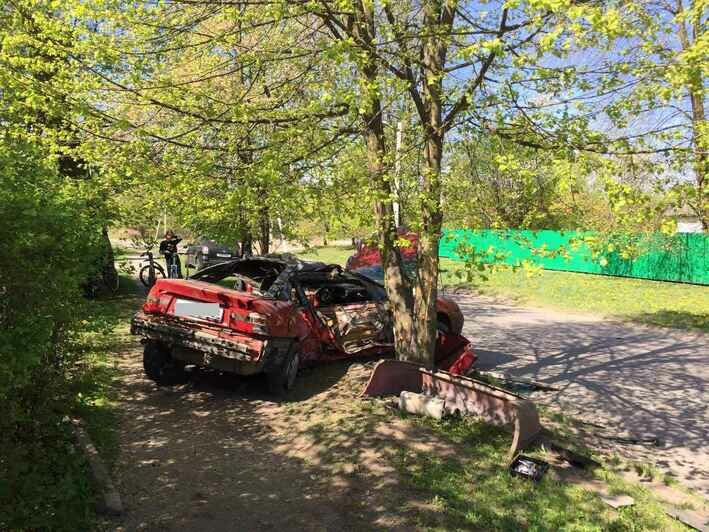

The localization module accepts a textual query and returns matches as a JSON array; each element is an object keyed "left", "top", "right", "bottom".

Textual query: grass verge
[
  {"left": 440, "top": 263, "right": 709, "bottom": 332},
  {"left": 297, "top": 243, "right": 354, "bottom": 265},
  {"left": 394, "top": 413, "right": 687, "bottom": 531},
  {"left": 70, "top": 274, "right": 144, "bottom": 468}
]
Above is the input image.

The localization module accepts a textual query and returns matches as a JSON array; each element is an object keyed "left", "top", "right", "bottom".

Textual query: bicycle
[{"left": 139, "top": 248, "right": 165, "bottom": 288}]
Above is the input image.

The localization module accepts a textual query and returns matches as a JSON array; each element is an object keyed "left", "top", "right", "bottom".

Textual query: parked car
[
  {"left": 130, "top": 255, "right": 476, "bottom": 395},
  {"left": 346, "top": 231, "right": 418, "bottom": 278},
  {"left": 185, "top": 238, "right": 238, "bottom": 271}
]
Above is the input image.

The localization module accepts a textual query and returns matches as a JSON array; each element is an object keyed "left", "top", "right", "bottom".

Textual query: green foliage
[
  {"left": 445, "top": 135, "right": 599, "bottom": 230},
  {"left": 0, "top": 4, "right": 118, "bottom": 528},
  {"left": 0, "top": 137, "right": 107, "bottom": 530}
]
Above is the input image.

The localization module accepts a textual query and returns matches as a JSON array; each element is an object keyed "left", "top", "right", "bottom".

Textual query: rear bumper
[{"left": 130, "top": 312, "right": 293, "bottom": 374}]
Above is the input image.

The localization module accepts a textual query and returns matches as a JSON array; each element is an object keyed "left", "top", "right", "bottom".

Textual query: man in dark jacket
[{"left": 159, "top": 230, "right": 182, "bottom": 278}]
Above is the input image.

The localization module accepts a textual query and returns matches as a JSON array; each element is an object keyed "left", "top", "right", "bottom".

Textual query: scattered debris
[
  {"left": 362, "top": 359, "right": 542, "bottom": 461},
  {"left": 596, "top": 434, "right": 663, "bottom": 447},
  {"left": 473, "top": 370, "right": 560, "bottom": 393},
  {"left": 577, "top": 420, "right": 663, "bottom": 447},
  {"left": 510, "top": 455, "right": 549, "bottom": 482},
  {"left": 663, "top": 505, "right": 708, "bottom": 532},
  {"left": 544, "top": 439, "right": 600, "bottom": 470},
  {"left": 600, "top": 494, "right": 635, "bottom": 509},
  {"left": 398, "top": 391, "right": 445, "bottom": 420}
]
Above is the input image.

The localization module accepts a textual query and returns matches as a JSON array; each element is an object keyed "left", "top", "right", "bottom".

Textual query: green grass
[
  {"left": 441, "top": 262, "right": 709, "bottom": 331},
  {"left": 297, "top": 244, "right": 353, "bottom": 265},
  {"left": 71, "top": 274, "right": 144, "bottom": 468},
  {"left": 394, "top": 413, "right": 687, "bottom": 531}
]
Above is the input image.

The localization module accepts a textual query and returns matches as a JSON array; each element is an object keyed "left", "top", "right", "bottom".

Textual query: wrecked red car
[{"left": 131, "top": 255, "right": 475, "bottom": 395}]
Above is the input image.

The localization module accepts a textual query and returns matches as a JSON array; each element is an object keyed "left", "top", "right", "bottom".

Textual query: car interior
[{"left": 190, "top": 259, "right": 286, "bottom": 295}]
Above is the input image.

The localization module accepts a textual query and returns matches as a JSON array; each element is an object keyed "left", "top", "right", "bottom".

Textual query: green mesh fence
[{"left": 440, "top": 230, "right": 709, "bottom": 286}]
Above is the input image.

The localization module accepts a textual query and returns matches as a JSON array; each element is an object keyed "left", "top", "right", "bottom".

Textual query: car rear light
[
  {"left": 143, "top": 293, "right": 171, "bottom": 314},
  {"left": 230, "top": 312, "right": 270, "bottom": 335}
]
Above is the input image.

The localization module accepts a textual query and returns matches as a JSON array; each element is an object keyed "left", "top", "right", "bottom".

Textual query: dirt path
[
  {"left": 110, "top": 338, "right": 459, "bottom": 531},
  {"left": 455, "top": 291, "right": 709, "bottom": 496}
]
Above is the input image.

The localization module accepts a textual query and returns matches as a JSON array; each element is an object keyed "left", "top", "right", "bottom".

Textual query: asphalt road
[{"left": 453, "top": 292, "right": 709, "bottom": 497}]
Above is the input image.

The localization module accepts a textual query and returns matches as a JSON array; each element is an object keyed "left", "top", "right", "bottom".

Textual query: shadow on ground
[
  {"left": 111, "top": 337, "right": 603, "bottom": 532},
  {"left": 456, "top": 293, "right": 709, "bottom": 495}
]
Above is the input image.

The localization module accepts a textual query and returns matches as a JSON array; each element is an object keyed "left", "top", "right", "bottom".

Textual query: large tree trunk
[
  {"left": 413, "top": 134, "right": 444, "bottom": 367},
  {"left": 352, "top": 0, "right": 417, "bottom": 361},
  {"left": 408, "top": 0, "right": 451, "bottom": 366}
]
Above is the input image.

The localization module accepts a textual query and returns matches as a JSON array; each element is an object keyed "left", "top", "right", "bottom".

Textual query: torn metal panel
[
  {"left": 316, "top": 302, "right": 393, "bottom": 354},
  {"left": 362, "top": 359, "right": 542, "bottom": 461}
]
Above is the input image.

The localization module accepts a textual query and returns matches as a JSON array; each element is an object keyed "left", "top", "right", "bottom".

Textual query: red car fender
[{"left": 435, "top": 297, "right": 464, "bottom": 335}]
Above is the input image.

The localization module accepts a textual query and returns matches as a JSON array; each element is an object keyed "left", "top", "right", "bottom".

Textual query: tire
[
  {"left": 139, "top": 263, "right": 165, "bottom": 288},
  {"left": 267, "top": 351, "right": 300, "bottom": 396},
  {"left": 143, "top": 341, "right": 187, "bottom": 385}
]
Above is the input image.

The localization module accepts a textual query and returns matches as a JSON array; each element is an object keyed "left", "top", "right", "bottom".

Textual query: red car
[{"left": 131, "top": 255, "right": 475, "bottom": 395}]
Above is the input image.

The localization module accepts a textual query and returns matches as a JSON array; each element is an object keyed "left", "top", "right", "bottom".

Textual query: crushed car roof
[{"left": 188, "top": 254, "right": 338, "bottom": 280}]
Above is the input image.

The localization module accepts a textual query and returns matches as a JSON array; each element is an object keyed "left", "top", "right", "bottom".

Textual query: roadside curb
[{"left": 70, "top": 418, "right": 124, "bottom": 516}]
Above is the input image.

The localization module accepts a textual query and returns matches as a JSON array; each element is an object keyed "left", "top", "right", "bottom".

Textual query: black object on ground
[{"left": 509, "top": 454, "right": 549, "bottom": 482}]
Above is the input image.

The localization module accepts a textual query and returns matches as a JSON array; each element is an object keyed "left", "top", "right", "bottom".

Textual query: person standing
[{"left": 159, "top": 230, "right": 182, "bottom": 278}]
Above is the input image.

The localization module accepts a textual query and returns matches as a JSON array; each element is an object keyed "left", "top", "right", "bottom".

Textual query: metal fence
[{"left": 440, "top": 229, "right": 709, "bottom": 286}]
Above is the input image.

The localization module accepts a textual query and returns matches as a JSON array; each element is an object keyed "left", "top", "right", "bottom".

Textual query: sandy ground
[
  {"left": 106, "top": 284, "right": 707, "bottom": 530},
  {"left": 110, "top": 346, "right": 461, "bottom": 531},
  {"left": 453, "top": 291, "right": 709, "bottom": 496}
]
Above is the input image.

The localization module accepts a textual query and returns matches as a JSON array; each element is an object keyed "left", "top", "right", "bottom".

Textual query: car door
[{"left": 306, "top": 275, "right": 393, "bottom": 355}]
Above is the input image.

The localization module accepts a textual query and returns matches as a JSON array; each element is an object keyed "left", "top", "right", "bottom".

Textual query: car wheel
[
  {"left": 267, "top": 351, "right": 300, "bottom": 396},
  {"left": 143, "top": 341, "right": 187, "bottom": 385}
]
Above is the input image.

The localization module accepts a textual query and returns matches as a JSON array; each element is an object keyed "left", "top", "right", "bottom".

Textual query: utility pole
[{"left": 393, "top": 119, "right": 404, "bottom": 228}]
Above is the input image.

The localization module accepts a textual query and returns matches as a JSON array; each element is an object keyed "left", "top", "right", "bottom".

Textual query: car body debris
[
  {"left": 362, "top": 359, "right": 542, "bottom": 461},
  {"left": 510, "top": 455, "right": 549, "bottom": 482}
]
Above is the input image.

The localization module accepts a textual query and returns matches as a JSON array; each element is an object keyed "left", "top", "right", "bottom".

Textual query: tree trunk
[
  {"left": 408, "top": 0, "right": 451, "bottom": 366},
  {"left": 677, "top": 0, "right": 707, "bottom": 229},
  {"left": 242, "top": 233, "right": 253, "bottom": 256},
  {"left": 259, "top": 210, "right": 270, "bottom": 255},
  {"left": 100, "top": 226, "right": 118, "bottom": 290},
  {"left": 352, "top": 0, "right": 417, "bottom": 361},
  {"left": 412, "top": 134, "right": 444, "bottom": 367}
]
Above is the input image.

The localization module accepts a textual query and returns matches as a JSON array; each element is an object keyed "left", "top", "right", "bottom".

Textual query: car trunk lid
[{"left": 144, "top": 279, "right": 287, "bottom": 336}]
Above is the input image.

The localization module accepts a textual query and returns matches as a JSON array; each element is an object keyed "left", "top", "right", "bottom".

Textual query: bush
[{"left": 0, "top": 139, "right": 107, "bottom": 530}]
